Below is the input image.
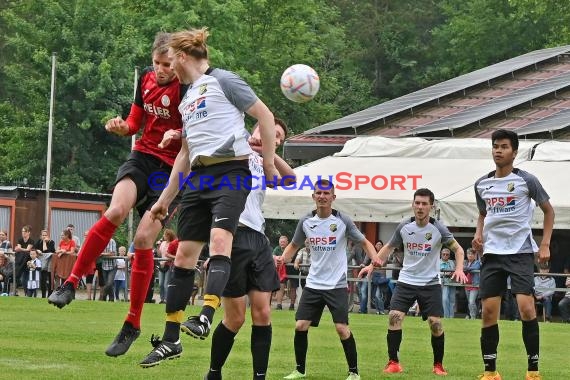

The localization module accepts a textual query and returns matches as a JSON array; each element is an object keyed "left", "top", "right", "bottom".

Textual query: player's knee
[
  {"left": 335, "top": 324, "right": 350, "bottom": 338},
  {"left": 133, "top": 230, "right": 155, "bottom": 249},
  {"left": 251, "top": 305, "right": 271, "bottom": 325},
  {"left": 224, "top": 315, "right": 245, "bottom": 331},
  {"left": 428, "top": 317, "right": 443, "bottom": 335},
  {"left": 209, "top": 229, "right": 232, "bottom": 255},
  {"left": 105, "top": 204, "right": 129, "bottom": 224},
  {"left": 388, "top": 310, "right": 403, "bottom": 327}
]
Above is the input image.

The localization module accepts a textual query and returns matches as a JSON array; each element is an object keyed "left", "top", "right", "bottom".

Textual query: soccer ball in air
[{"left": 280, "top": 64, "right": 320, "bottom": 103}]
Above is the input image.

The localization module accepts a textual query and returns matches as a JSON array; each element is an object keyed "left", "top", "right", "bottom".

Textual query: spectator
[
  {"left": 359, "top": 240, "right": 389, "bottom": 314},
  {"left": 34, "top": 230, "right": 56, "bottom": 298},
  {"left": 157, "top": 229, "right": 177, "bottom": 304},
  {"left": 66, "top": 224, "right": 81, "bottom": 253},
  {"left": 0, "top": 253, "right": 14, "bottom": 295},
  {"left": 114, "top": 246, "right": 128, "bottom": 302},
  {"left": 99, "top": 238, "right": 118, "bottom": 301},
  {"left": 275, "top": 235, "right": 298, "bottom": 310},
  {"left": 26, "top": 249, "right": 41, "bottom": 297},
  {"left": 0, "top": 229, "right": 13, "bottom": 295},
  {"left": 558, "top": 276, "right": 570, "bottom": 323},
  {"left": 464, "top": 248, "right": 481, "bottom": 319},
  {"left": 386, "top": 247, "right": 403, "bottom": 295},
  {"left": 347, "top": 240, "right": 364, "bottom": 308},
  {"left": 273, "top": 235, "right": 289, "bottom": 310},
  {"left": 52, "top": 229, "right": 77, "bottom": 289},
  {"left": 294, "top": 238, "right": 311, "bottom": 289},
  {"left": 0, "top": 229, "right": 12, "bottom": 251},
  {"left": 15, "top": 225, "right": 34, "bottom": 294},
  {"left": 533, "top": 265, "right": 556, "bottom": 322},
  {"left": 81, "top": 230, "right": 97, "bottom": 300},
  {"left": 440, "top": 248, "right": 456, "bottom": 318},
  {"left": 502, "top": 276, "right": 520, "bottom": 321}
]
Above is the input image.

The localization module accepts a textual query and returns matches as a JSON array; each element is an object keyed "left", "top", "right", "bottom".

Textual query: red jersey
[{"left": 127, "top": 67, "right": 187, "bottom": 167}]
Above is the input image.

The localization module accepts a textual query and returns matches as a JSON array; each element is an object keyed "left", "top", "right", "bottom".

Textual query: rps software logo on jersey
[
  {"left": 406, "top": 242, "right": 432, "bottom": 257},
  {"left": 309, "top": 236, "right": 337, "bottom": 252},
  {"left": 486, "top": 196, "right": 516, "bottom": 213}
]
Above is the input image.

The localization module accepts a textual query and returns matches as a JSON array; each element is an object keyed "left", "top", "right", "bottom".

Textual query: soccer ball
[{"left": 280, "top": 64, "right": 320, "bottom": 103}]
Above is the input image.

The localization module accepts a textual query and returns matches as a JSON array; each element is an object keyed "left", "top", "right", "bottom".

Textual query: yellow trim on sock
[
  {"left": 203, "top": 294, "right": 221, "bottom": 309},
  {"left": 166, "top": 310, "right": 185, "bottom": 323}
]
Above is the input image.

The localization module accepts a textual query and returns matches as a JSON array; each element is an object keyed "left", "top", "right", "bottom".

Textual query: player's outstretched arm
[
  {"left": 246, "top": 100, "right": 280, "bottom": 185},
  {"left": 538, "top": 200, "right": 555, "bottom": 264},
  {"left": 274, "top": 154, "right": 296, "bottom": 186}
]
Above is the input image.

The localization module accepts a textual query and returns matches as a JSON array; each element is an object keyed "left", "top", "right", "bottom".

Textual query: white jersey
[
  {"left": 180, "top": 68, "right": 256, "bottom": 166},
  {"left": 475, "top": 168, "right": 549, "bottom": 255},
  {"left": 239, "top": 152, "right": 266, "bottom": 233},
  {"left": 292, "top": 209, "right": 365, "bottom": 290},
  {"left": 389, "top": 217, "right": 455, "bottom": 287}
]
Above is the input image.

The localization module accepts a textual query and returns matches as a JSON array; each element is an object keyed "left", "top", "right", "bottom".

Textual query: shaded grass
[{"left": 1, "top": 297, "right": 568, "bottom": 379}]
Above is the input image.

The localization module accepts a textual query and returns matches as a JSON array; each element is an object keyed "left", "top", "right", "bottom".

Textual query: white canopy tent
[{"left": 263, "top": 137, "right": 570, "bottom": 229}]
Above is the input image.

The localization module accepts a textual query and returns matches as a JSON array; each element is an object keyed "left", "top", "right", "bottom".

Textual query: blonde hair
[
  {"left": 169, "top": 28, "right": 209, "bottom": 59},
  {"left": 162, "top": 228, "right": 177, "bottom": 242}
]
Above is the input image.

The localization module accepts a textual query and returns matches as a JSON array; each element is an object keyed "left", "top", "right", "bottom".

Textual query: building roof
[{"left": 285, "top": 45, "right": 570, "bottom": 160}]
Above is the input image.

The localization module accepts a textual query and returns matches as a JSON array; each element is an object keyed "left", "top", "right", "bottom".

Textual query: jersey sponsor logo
[
  {"left": 161, "top": 95, "right": 171, "bottom": 107},
  {"left": 143, "top": 103, "right": 172, "bottom": 118},
  {"left": 406, "top": 242, "right": 432, "bottom": 257},
  {"left": 182, "top": 96, "right": 208, "bottom": 122},
  {"left": 406, "top": 242, "right": 431, "bottom": 252},
  {"left": 308, "top": 236, "right": 337, "bottom": 252},
  {"left": 329, "top": 223, "right": 337, "bottom": 232},
  {"left": 486, "top": 196, "right": 516, "bottom": 213}
]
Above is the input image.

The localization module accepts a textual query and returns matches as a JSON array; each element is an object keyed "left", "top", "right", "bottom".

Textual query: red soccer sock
[
  {"left": 125, "top": 249, "right": 154, "bottom": 329},
  {"left": 66, "top": 216, "right": 117, "bottom": 288}
]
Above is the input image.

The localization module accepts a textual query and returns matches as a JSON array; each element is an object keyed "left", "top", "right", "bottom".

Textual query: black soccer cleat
[
  {"left": 105, "top": 322, "right": 141, "bottom": 357},
  {"left": 47, "top": 282, "right": 75, "bottom": 309},
  {"left": 139, "top": 337, "right": 182, "bottom": 368},
  {"left": 180, "top": 315, "right": 211, "bottom": 340}
]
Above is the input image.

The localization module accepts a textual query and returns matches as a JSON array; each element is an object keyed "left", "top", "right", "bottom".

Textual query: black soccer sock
[
  {"left": 201, "top": 255, "right": 232, "bottom": 323},
  {"left": 251, "top": 325, "right": 272, "bottom": 379},
  {"left": 341, "top": 332, "right": 359, "bottom": 374},
  {"left": 294, "top": 330, "right": 308, "bottom": 374},
  {"left": 208, "top": 322, "right": 237, "bottom": 379},
  {"left": 163, "top": 266, "right": 195, "bottom": 342},
  {"left": 481, "top": 324, "right": 499, "bottom": 372},
  {"left": 387, "top": 329, "right": 402, "bottom": 362},
  {"left": 522, "top": 319, "right": 539, "bottom": 371},
  {"left": 431, "top": 332, "right": 445, "bottom": 364}
]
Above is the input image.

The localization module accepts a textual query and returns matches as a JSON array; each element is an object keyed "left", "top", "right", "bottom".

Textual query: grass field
[{"left": 1, "top": 297, "right": 567, "bottom": 380}]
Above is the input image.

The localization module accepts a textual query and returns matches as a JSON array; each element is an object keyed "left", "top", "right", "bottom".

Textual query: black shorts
[
  {"left": 177, "top": 160, "right": 251, "bottom": 242},
  {"left": 223, "top": 226, "right": 280, "bottom": 297},
  {"left": 115, "top": 151, "right": 180, "bottom": 221},
  {"left": 296, "top": 287, "right": 349, "bottom": 327},
  {"left": 390, "top": 282, "right": 443, "bottom": 318},
  {"left": 479, "top": 253, "right": 535, "bottom": 299}
]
